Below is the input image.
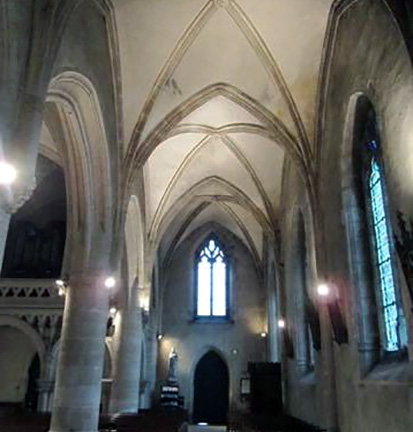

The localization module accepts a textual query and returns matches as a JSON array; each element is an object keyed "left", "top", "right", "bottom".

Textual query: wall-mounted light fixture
[
  {"left": 260, "top": 332, "right": 267, "bottom": 338},
  {"left": 0, "top": 161, "right": 17, "bottom": 185},
  {"left": 55, "top": 277, "right": 68, "bottom": 296},
  {"left": 277, "top": 318, "right": 294, "bottom": 359},
  {"left": 317, "top": 280, "right": 348, "bottom": 345},
  {"left": 104, "top": 276, "right": 116, "bottom": 289},
  {"left": 157, "top": 333, "right": 163, "bottom": 341},
  {"left": 317, "top": 283, "right": 330, "bottom": 297}
]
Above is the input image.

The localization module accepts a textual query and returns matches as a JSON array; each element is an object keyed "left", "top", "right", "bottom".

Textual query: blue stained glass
[
  {"left": 196, "top": 238, "right": 227, "bottom": 317},
  {"left": 369, "top": 157, "right": 398, "bottom": 351}
]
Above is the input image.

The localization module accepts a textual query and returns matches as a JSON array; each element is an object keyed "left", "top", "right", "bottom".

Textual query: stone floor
[{"left": 188, "top": 426, "right": 226, "bottom": 432}]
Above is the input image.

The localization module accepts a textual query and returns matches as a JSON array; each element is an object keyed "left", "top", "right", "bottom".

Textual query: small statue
[{"left": 168, "top": 347, "right": 178, "bottom": 384}]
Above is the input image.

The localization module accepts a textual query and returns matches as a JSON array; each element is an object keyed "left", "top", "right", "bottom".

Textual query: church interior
[{"left": 1, "top": 1, "right": 413, "bottom": 431}]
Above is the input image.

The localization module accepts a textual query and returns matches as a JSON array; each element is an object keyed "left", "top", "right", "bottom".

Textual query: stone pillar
[
  {"left": 49, "top": 272, "right": 109, "bottom": 432},
  {"left": 319, "top": 303, "right": 339, "bottom": 432},
  {"left": 143, "top": 318, "right": 159, "bottom": 409},
  {"left": 109, "top": 286, "right": 143, "bottom": 414}
]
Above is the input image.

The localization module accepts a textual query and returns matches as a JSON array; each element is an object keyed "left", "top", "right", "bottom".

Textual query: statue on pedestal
[{"left": 168, "top": 347, "right": 178, "bottom": 384}]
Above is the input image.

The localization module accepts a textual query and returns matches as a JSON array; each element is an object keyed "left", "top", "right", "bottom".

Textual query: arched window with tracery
[
  {"left": 357, "top": 103, "right": 407, "bottom": 354},
  {"left": 195, "top": 236, "right": 229, "bottom": 319},
  {"left": 365, "top": 139, "right": 402, "bottom": 351}
]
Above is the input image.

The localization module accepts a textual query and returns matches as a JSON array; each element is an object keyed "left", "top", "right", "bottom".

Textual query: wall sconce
[
  {"left": 277, "top": 318, "right": 294, "bottom": 359},
  {"left": 317, "top": 283, "right": 330, "bottom": 297},
  {"left": 104, "top": 276, "right": 116, "bottom": 289},
  {"left": 317, "top": 281, "right": 348, "bottom": 345},
  {"left": 109, "top": 306, "right": 117, "bottom": 318},
  {"left": 157, "top": 333, "right": 163, "bottom": 341},
  {"left": 55, "top": 277, "right": 68, "bottom": 297}
]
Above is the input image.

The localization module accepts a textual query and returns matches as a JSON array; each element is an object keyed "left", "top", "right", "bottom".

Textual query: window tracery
[{"left": 195, "top": 237, "right": 228, "bottom": 318}]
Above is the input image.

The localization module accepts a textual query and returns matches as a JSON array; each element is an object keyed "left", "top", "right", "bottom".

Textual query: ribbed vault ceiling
[
  {"left": 113, "top": 0, "right": 333, "bottom": 264},
  {"left": 100, "top": 1, "right": 334, "bottom": 265}
]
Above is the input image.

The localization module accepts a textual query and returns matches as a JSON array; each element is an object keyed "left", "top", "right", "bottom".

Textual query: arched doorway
[
  {"left": 193, "top": 351, "right": 229, "bottom": 425},
  {"left": 0, "top": 325, "right": 41, "bottom": 409}
]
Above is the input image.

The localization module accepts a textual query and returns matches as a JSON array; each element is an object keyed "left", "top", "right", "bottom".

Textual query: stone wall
[
  {"left": 158, "top": 225, "right": 266, "bottom": 417},
  {"left": 313, "top": 0, "right": 413, "bottom": 430}
]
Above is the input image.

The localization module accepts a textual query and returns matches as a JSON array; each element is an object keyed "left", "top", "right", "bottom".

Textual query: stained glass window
[
  {"left": 196, "top": 238, "right": 227, "bottom": 317},
  {"left": 368, "top": 141, "right": 399, "bottom": 351}
]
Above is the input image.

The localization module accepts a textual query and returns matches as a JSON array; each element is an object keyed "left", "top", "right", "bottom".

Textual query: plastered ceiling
[{"left": 119, "top": 0, "right": 332, "bottom": 262}]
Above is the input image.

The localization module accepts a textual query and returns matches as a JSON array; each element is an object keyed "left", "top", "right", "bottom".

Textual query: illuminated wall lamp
[
  {"left": 105, "top": 277, "right": 116, "bottom": 289},
  {"left": 0, "top": 161, "right": 17, "bottom": 185},
  {"left": 277, "top": 319, "right": 286, "bottom": 329},
  {"left": 317, "top": 283, "right": 330, "bottom": 297},
  {"left": 55, "top": 278, "right": 68, "bottom": 296}
]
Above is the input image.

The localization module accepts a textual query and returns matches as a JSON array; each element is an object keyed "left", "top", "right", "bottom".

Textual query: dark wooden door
[{"left": 193, "top": 351, "right": 229, "bottom": 424}]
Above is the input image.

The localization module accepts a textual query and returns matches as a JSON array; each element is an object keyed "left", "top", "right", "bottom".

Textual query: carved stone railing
[{"left": 0, "top": 278, "right": 60, "bottom": 299}]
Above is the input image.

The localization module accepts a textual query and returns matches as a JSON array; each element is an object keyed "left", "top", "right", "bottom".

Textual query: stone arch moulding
[
  {"left": 45, "top": 70, "right": 114, "bottom": 268},
  {"left": 0, "top": 315, "right": 47, "bottom": 376},
  {"left": 152, "top": 175, "right": 272, "bottom": 249},
  {"left": 125, "top": 195, "right": 146, "bottom": 291}
]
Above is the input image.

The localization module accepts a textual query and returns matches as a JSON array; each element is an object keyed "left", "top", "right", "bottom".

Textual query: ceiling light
[{"left": 0, "top": 161, "right": 17, "bottom": 185}]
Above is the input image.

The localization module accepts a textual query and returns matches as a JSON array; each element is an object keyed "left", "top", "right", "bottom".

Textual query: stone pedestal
[{"left": 49, "top": 273, "right": 109, "bottom": 432}]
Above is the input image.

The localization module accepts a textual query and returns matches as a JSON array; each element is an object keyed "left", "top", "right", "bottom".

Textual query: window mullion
[{"left": 210, "top": 259, "right": 213, "bottom": 317}]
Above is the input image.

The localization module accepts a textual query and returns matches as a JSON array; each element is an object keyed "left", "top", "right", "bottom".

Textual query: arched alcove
[
  {"left": 193, "top": 350, "right": 229, "bottom": 425},
  {"left": 0, "top": 326, "right": 41, "bottom": 407}
]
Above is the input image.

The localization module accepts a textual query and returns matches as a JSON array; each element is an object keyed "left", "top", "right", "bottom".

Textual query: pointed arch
[
  {"left": 45, "top": 71, "right": 114, "bottom": 268},
  {"left": 151, "top": 175, "right": 273, "bottom": 250}
]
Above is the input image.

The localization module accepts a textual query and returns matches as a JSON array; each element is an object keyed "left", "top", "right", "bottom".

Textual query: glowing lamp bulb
[
  {"left": 104, "top": 277, "right": 116, "bottom": 289},
  {"left": 157, "top": 334, "right": 163, "bottom": 341},
  {"left": 260, "top": 332, "right": 267, "bottom": 338},
  {"left": 317, "top": 283, "right": 330, "bottom": 297},
  {"left": 278, "top": 319, "right": 286, "bottom": 329},
  {"left": 0, "top": 162, "right": 17, "bottom": 185},
  {"left": 56, "top": 279, "right": 64, "bottom": 287},
  {"left": 109, "top": 307, "right": 117, "bottom": 315}
]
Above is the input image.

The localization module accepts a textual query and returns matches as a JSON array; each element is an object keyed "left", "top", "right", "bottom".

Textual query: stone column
[
  {"left": 319, "top": 303, "right": 339, "bottom": 432},
  {"left": 49, "top": 272, "right": 109, "bottom": 432},
  {"left": 109, "top": 286, "right": 143, "bottom": 414}
]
